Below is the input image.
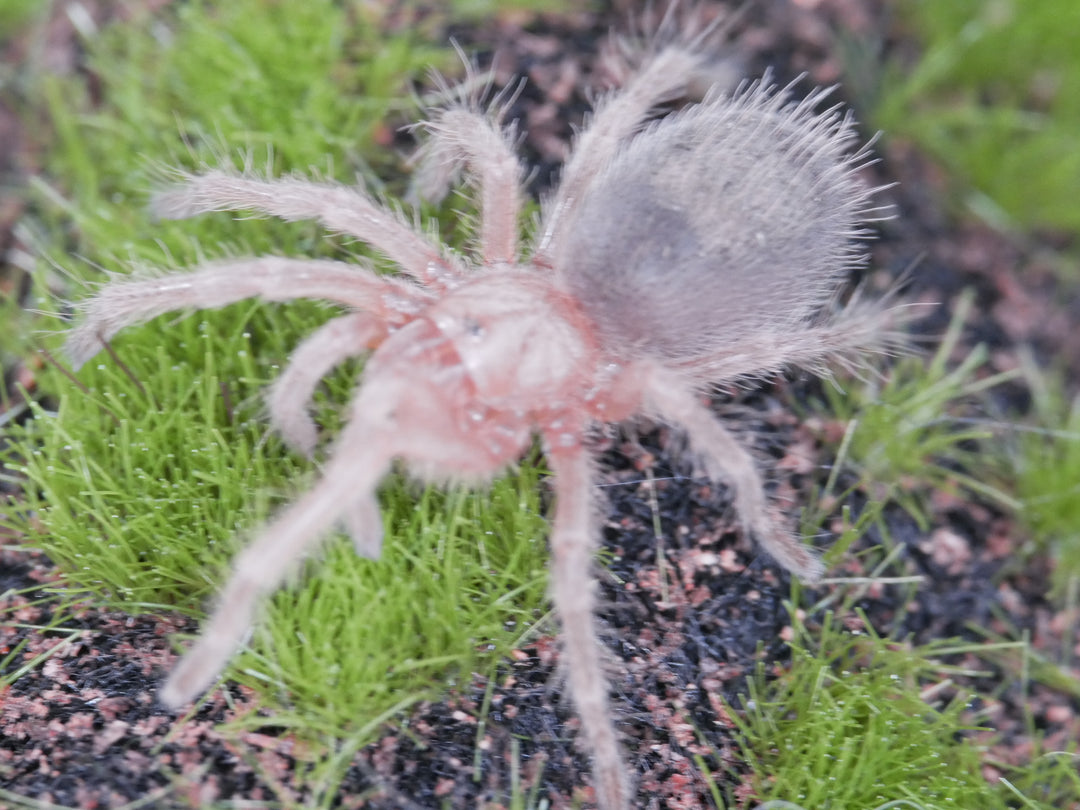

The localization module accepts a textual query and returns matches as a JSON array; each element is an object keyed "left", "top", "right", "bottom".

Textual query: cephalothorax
[{"left": 67, "top": 20, "right": 896, "bottom": 810}]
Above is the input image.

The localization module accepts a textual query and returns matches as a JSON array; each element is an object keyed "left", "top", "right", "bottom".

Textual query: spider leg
[
  {"left": 66, "top": 257, "right": 427, "bottom": 369},
  {"left": 268, "top": 312, "right": 389, "bottom": 457},
  {"left": 545, "top": 442, "right": 629, "bottom": 810},
  {"left": 413, "top": 107, "right": 524, "bottom": 264},
  {"left": 534, "top": 46, "right": 706, "bottom": 263},
  {"left": 679, "top": 298, "right": 910, "bottom": 382},
  {"left": 159, "top": 420, "right": 392, "bottom": 708},
  {"left": 153, "top": 170, "right": 467, "bottom": 287},
  {"left": 642, "top": 367, "right": 825, "bottom": 583},
  {"left": 341, "top": 492, "right": 383, "bottom": 560}
]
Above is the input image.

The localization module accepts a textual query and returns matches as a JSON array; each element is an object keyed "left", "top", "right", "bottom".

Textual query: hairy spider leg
[
  {"left": 676, "top": 296, "right": 908, "bottom": 383},
  {"left": 153, "top": 170, "right": 468, "bottom": 287},
  {"left": 341, "top": 492, "right": 384, "bottom": 561},
  {"left": 534, "top": 46, "right": 707, "bottom": 264},
  {"left": 159, "top": 418, "right": 394, "bottom": 708},
  {"left": 642, "top": 365, "right": 824, "bottom": 582},
  {"left": 268, "top": 312, "right": 393, "bottom": 457},
  {"left": 65, "top": 257, "right": 425, "bottom": 368},
  {"left": 413, "top": 106, "right": 525, "bottom": 264},
  {"left": 545, "top": 441, "right": 629, "bottom": 810}
]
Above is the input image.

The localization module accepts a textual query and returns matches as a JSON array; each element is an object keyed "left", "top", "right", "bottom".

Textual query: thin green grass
[
  {"left": 0, "top": 290, "right": 28, "bottom": 410},
  {"left": 824, "top": 293, "right": 1017, "bottom": 519},
  {"left": 228, "top": 471, "right": 551, "bottom": 738},
  {"left": 726, "top": 614, "right": 1072, "bottom": 810},
  {"left": 855, "top": 0, "right": 1080, "bottom": 611},
  {"left": 871, "top": 1, "right": 1080, "bottom": 236},
  {"left": 1014, "top": 361, "right": 1080, "bottom": 596}
]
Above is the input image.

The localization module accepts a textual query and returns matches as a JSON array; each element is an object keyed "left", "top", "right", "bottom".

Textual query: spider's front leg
[
  {"left": 268, "top": 312, "right": 393, "bottom": 558},
  {"left": 66, "top": 257, "right": 427, "bottom": 368},
  {"left": 412, "top": 105, "right": 525, "bottom": 265},
  {"left": 159, "top": 413, "right": 393, "bottom": 708},
  {"left": 545, "top": 441, "right": 629, "bottom": 810},
  {"left": 154, "top": 171, "right": 468, "bottom": 287}
]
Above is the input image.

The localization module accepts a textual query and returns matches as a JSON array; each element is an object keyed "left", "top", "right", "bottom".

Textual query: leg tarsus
[{"left": 342, "top": 493, "right": 383, "bottom": 560}]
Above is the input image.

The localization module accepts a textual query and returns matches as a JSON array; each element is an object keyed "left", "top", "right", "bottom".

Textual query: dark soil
[{"left": 2, "top": 2, "right": 1078, "bottom": 809}]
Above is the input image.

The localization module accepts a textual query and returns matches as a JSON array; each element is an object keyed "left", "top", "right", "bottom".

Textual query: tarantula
[{"left": 66, "top": 22, "right": 897, "bottom": 810}]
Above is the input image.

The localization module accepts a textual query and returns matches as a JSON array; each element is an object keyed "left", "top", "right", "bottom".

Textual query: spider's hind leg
[
  {"left": 642, "top": 367, "right": 825, "bottom": 583},
  {"left": 535, "top": 45, "right": 711, "bottom": 263}
]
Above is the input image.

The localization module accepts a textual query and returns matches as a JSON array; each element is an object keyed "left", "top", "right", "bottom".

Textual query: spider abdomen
[{"left": 556, "top": 82, "right": 879, "bottom": 366}]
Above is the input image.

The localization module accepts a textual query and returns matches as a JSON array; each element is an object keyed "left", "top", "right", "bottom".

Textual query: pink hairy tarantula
[{"left": 66, "top": 18, "right": 899, "bottom": 810}]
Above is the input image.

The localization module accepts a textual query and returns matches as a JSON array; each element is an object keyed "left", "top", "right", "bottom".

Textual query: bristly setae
[{"left": 66, "top": 10, "right": 901, "bottom": 809}]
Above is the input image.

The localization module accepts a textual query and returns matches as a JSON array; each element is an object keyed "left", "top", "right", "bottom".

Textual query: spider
[{"left": 66, "top": 20, "right": 897, "bottom": 810}]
